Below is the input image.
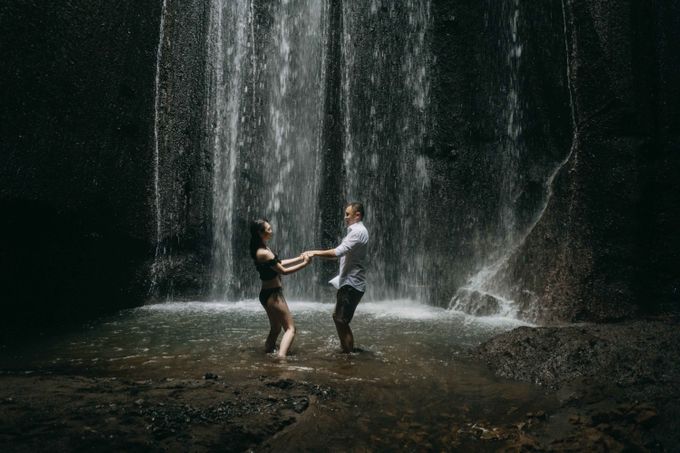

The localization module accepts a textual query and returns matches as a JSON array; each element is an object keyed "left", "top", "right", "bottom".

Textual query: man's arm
[
  {"left": 305, "top": 230, "right": 362, "bottom": 259},
  {"left": 304, "top": 248, "right": 337, "bottom": 259}
]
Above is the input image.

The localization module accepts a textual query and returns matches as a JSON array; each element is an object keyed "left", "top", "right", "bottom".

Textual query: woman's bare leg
[
  {"left": 265, "top": 294, "right": 295, "bottom": 357},
  {"left": 264, "top": 314, "right": 280, "bottom": 353}
]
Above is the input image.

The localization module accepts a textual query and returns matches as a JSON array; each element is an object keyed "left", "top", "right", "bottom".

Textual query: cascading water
[
  {"left": 340, "top": 0, "right": 432, "bottom": 302},
  {"left": 450, "top": 0, "right": 573, "bottom": 320},
  {"left": 499, "top": 0, "right": 524, "bottom": 247},
  {"left": 149, "top": 0, "right": 169, "bottom": 299},
  {"left": 207, "top": 0, "right": 250, "bottom": 298},
  {"left": 450, "top": 0, "right": 526, "bottom": 318},
  {"left": 151, "top": 0, "right": 569, "bottom": 318},
  {"left": 260, "top": 1, "right": 326, "bottom": 298},
  {"left": 208, "top": 0, "right": 327, "bottom": 300}
]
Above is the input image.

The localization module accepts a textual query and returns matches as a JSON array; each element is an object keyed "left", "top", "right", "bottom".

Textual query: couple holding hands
[{"left": 249, "top": 202, "right": 369, "bottom": 358}]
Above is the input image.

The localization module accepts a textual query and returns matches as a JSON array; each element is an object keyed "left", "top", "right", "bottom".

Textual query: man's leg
[
  {"left": 333, "top": 286, "right": 363, "bottom": 353},
  {"left": 334, "top": 319, "right": 354, "bottom": 353}
]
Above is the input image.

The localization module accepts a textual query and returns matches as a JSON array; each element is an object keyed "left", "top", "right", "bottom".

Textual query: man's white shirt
[{"left": 331, "top": 221, "right": 369, "bottom": 292}]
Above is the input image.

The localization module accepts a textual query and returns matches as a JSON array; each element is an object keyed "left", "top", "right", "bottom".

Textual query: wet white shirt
[{"left": 332, "top": 221, "right": 369, "bottom": 292}]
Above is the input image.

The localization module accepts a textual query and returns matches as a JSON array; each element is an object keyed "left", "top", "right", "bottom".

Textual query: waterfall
[
  {"left": 449, "top": 0, "right": 574, "bottom": 319},
  {"left": 149, "top": 0, "right": 169, "bottom": 298},
  {"left": 204, "top": 0, "right": 431, "bottom": 301},
  {"left": 260, "top": 1, "right": 325, "bottom": 297},
  {"left": 150, "top": 0, "right": 570, "bottom": 315},
  {"left": 207, "top": 0, "right": 250, "bottom": 298},
  {"left": 340, "top": 0, "right": 432, "bottom": 302},
  {"left": 449, "top": 0, "right": 526, "bottom": 318},
  {"left": 208, "top": 0, "right": 327, "bottom": 300},
  {"left": 499, "top": 0, "right": 524, "bottom": 246}
]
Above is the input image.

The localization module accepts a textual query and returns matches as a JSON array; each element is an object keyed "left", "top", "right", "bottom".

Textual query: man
[{"left": 305, "top": 202, "right": 369, "bottom": 353}]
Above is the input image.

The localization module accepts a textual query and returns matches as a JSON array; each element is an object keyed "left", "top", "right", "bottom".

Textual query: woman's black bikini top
[{"left": 255, "top": 253, "right": 280, "bottom": 280}]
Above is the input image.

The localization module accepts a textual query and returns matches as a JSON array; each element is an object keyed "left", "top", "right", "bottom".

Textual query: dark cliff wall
[
  {"left": 506, "top": 0, "right": 680, "bottom": 322},
  {"left": 0, "top": 2, "right": 161, "bottom": 339},
  {"left": 639, "top": 1, "right": 680, "bottom": 314},
  {"left": 317, "top": 0, "right": 346, "bottom": 295},
  {"left": 426, "top": 0, "right": 572, "bottom": 305},
  {"left": 151, "top": 0, "right": 211, "bottom": 300}
]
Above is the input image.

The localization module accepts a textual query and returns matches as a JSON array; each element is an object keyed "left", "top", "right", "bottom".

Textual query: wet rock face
[
  {"left": 0, "top": 2, "right": 161, "bottom": 337},
  {"left": 426, "top": 0, "right": 572, "bottom": 305},
  {"left": 147, "top": 0, "right": 211, "bottom": 301},
  {"left": 505, "top": 0, "right": 680, "bottom": 322},
  {"left": 454, "top": 290, "right": 501, "bottom": 317}
]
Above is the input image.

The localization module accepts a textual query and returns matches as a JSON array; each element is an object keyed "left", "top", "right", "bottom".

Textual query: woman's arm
[
  {"left": 257, "top": 249, "right": 310, "bottom": 276},
  {"left": 274, "top": 255, "right": 310, "bottom": 275},
  {"left": 280, "top": 254, "right": 304, "bottom": 266}
]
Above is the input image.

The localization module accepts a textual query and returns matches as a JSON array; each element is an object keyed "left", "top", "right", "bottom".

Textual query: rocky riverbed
[{"left": 0, "top": 374, "right": 337, "bottom": 452}]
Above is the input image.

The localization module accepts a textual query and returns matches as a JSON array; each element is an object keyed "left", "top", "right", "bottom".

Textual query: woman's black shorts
[{"left": 259, "top": 287, "right": 283, "bottom": 307}]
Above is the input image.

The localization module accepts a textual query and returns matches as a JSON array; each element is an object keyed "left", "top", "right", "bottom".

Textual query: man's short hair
[{"left": 347, "top": 202, "right": 365, "bottom": 220}]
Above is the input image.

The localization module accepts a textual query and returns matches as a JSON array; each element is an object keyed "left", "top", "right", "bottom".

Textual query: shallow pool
[{"left": 0, "top": 299, "right": 555, "bottom": 450}]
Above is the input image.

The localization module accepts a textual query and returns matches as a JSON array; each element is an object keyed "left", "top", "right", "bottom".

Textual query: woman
[{"left": 250, "top": 218, "right": 310, "bottom": 358}]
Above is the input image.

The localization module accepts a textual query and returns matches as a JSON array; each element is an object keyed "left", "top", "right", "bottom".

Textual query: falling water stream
[
  {"left": 208, "top": 0, "right": 326, "bottom": 300},
  {"left": 207, "top": 0, "right": 250, "bottom": 298},
  {"left": 149, "top": 0, "right": 571, "bottom": 321},
  {"left": 450, "top": 0, "right": 572, "bottom": 319},
  {"left": 341, "top": 1, "right": 432, "bottom": 302},
  {"left": 149, "top": 0, "right": 169, "bottom": 296}
]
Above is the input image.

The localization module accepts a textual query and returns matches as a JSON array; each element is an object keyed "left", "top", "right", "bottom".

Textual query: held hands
[{"left": 300, "top": 252, "right": 313, "bottom": 264}]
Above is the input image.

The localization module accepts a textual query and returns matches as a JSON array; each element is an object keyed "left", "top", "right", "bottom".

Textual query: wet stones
[
  {"left": 451, "top": 288, "right": 503, "bottom": 316},
  {"left": 265, "top": 378, "right": 295, "bottom": 390},
  {"left": 0, "top": 374, "right": 335, "bottom": 452}
]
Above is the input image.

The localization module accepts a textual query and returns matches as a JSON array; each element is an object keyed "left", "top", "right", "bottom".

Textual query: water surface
[
  {"left": 2, "top": 300, "right": 525, "bottom": 379},
  {"left": 0, "top": 300, "right": 555, "bottom": 449}
]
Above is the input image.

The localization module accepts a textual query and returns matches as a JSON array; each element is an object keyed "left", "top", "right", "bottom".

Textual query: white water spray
[{"left": 450, "top": 0, "right": 576, "bottom": 320}]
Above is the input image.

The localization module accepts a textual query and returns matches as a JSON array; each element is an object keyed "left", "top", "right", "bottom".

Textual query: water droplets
[{"left": 341, "top": 1, "right": 432, "bottom": 302}]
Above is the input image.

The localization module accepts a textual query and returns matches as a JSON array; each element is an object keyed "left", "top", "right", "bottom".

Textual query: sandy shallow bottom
[{"left": 0, "top": 302, "right": 677, "bottom": 451}]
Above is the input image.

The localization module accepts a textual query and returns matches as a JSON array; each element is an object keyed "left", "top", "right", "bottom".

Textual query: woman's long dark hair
[{"left": 249, "top": 218, "right": 268, "bottom": 259}]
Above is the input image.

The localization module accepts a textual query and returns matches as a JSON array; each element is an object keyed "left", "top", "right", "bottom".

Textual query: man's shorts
[{"left": 333, "top": 285, "right": 364, "bottom": 324}]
